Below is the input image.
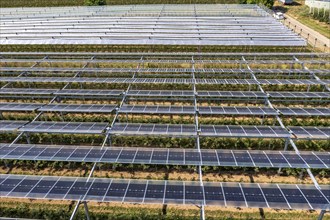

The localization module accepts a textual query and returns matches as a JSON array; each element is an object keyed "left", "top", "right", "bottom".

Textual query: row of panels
[
  {"left": 1, "top": 60, "right": 329, "bottom": 65},
  {"left": 1, "top": 174, "right": 329, "bottom": 210},
  {"left": 1, "top": 121, "right": 329, "bottom": 139},
  {"left": 1, "top": 144, "right": 329, "bottom": 169},
  {"left": 0, "top": 38, "right": 306, "bottom": 47},
  {"left": 1, "top": 77, "right": 328, "bottom": 85},
  {"left": 1, "top": 51, "right": 327, "bottom": 57},
  {"left": 0, "top": 5, "right": 305, "bottom": 46},
  {"left": 0, "top": 67, "right": 330, "bottom": 76},
  {"left": 1, "top": 89, "right": 329, "bottom": 99},
  {"left": 0, "top": 4, "right": 267, "bottom": 16},
  {"left": 1, "top": 103, "right": 329, "bottom": 117}
]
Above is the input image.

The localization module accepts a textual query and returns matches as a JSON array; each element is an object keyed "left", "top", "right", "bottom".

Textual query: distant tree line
[
  {"left": 239, "top": 0, "right": 274, "bottom": 8},
  {"left": 85, "top": 0, "right": 106, "bottom": 5}
]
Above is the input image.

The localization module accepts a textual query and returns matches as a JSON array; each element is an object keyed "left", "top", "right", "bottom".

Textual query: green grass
[
  {"left": 1, "top": 200, "right": 328, "bottom": 220},
  {"left": 274, "top": 0, "right": 330, "bottom": 38},
  {"left": 0, "top": 44, "right": 311, "bottom": 53}
]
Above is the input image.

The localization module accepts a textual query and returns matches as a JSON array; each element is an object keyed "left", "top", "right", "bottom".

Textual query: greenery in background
[
  {"left": 274, "top": 0, "right": 330, "bottom": 38},
  {"left": 85, "top": 0, "right": 106, "bottom": 6},
  {"left": 239, "top": 0, "right": 274, "bottom": 8},
  {"left": 309, "top": 8, "right": 330, "bottom": 24}
]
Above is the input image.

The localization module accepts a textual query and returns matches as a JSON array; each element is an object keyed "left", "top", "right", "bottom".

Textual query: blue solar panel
[{"left": 1, "top": 144, "right": 328, "bottom": 169}]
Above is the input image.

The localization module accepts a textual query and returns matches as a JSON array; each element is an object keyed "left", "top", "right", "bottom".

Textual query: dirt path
[{"left": 283, "top": 14, "right": 330, "bottom": 52}]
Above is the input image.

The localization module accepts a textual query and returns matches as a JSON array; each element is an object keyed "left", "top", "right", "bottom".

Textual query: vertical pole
[
  {"left": 244, "top": 55, "right": 322, "bottom": 190},
  {"left": 69, "top": 202, "right": 81, "bottom": 220},
  {"left": 192, "top": 54, "right": 205, "bottom": 220},
  {"left": 83, "top": 202, "right": 91, "bottom": 220},
  {"left": 318, "top": 210, "right": 326, "bottom": 220},
  {"left": 278, "top": 139, "right": 288, "bottom": 174}
]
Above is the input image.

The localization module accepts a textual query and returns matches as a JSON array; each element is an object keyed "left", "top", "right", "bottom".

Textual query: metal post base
[
  {"left": 83, "top": 202, "right": 91, "bottom": 220},
  {"left": 200, "top": 205, "right": 205, "bottom": 220},
  {"left": 318, "top": 210, "right": 326, "bottom": 220},
  {"left": 70, "top": 201, "right": 91, "bottom": 220}
]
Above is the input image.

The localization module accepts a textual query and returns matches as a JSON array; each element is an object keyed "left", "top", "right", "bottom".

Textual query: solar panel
[
  {"left": 198, "top": 106, "right": 278, "bottom": 116},
  {"left": 197, "top": 91, "right": 267, "bottom": 98},
  {"left": 55, "top": 89, "right": 123, "bottom": 96},
  {"left": 0, "top": 88, "right": 58, "bottom": 95},
  {"left": 7, "top": 66, "right": 325, "bottom": 75},
  {"left": 258, "top": 185, "right": 291, "bottom": 209},
  {"left": 2, "top": 144, "right": 328, "bottom": 169},
  {"left": 109, "top": 123, "right": 197, "bottom": 136},
  {"left": 0, "top": 103, "right": 43, "bottom": 112},
  {"left": 1, "top": 77, "right": 325, "bottom": 85},
  {"left": 323, "top": 80, "right": 330, "bottom": 85},
  {"left": 258, "top": 79, "right": 323, "bottom": 85},
  {"left": 289, "top": 127, "right": 330, "bottom": 139},
  {"left": 278, "top": 185, "right": 311, "bottom": 209},
  {"left": 0, "top": 5, "right": 306, "bottom": 46},
  {"left": 38, "top": 104, "right": 117, "bottom": 113},
  {"left": 0, "top": 77, "right": 189, "bottom": 84},
  {"left": 1, "top": 50, "right": 330, "bottom": 215},
  {"left": 1, "top": 174, "right": 326, "bottom": 210},
  {"left": 299, "top": 152, "right": 329, "bottom": 168},
  {"left": 0, "top": 120, "right": 28, "bottom": 132},
  {"left": 297, "top": 184, "right": 330, "bottom": 210},
  {"left": 268, "top": 92, "right": 330, "bottom": 99},
  {"left": 127, "top": 90, "right": 194, "bottom": 97},
  {"left": 278, "top": 107, "right": 330, "bottom": 117},
  {"left": 17, "top": 121, "right": 108, "bottom": 134},
  {"left": 241, "top": 183, "right": 268, "bottom": 208},
  {"left": 119, "top": 105, "right": 195, "bottom": 114},
  {"left": 200, "top": 125, "right": 290, "bottom": 138}
]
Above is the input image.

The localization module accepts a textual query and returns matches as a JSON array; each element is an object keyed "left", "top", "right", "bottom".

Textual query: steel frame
[{"left": 1, "top": 52, "right": 329, "bottom": 220}]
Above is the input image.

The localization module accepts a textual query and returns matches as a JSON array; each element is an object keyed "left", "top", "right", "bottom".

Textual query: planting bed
[{"left": 0, "top": 52, "right": 329, "bottom": 219}]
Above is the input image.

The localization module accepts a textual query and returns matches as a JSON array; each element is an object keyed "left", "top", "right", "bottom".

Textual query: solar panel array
[
  {"left": 1, "top": 174, "right": 329, "bottom": 210},
  {"left": 0, "top": 52, "right": 329, "bottom": 216},
  {"left": 1, "top": 144, "right": 329, "bottom": 169},
  {"left": 0, "top": 4, "right": 306, "bottom": 46}
]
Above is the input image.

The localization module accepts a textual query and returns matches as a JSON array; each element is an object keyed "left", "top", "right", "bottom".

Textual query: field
[
  {"left": 0, "top": 51, "right": 329, "bottom": 219},
  {"left": 0, "top": 2, "right": 330, "bottom": 220}
]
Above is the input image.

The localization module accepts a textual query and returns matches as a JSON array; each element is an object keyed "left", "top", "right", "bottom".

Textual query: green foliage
[
  {"left": 84, "top": 0, "right": 106, "bottom": 6},
  {"left": 240, "top": 0, "right": 274, "bottom": 8},
  {"left": 310, "top": 8, "right": 330, "bottom": 24}
]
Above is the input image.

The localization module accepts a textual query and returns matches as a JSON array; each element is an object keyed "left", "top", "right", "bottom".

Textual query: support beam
[
  {"left": 6, "top": 56, "right": 96, "bottom": 220},
  {"left": 70, "top": 55, "right": 144, "bottom": 219},
  {"left": 7, "top": 58, "right": 93, "bottom": 147},
  {"left": 242, "top": 55, "right": 322, "bottom": 190},
  {"left": 1, "top": 56, "right": 48, "bottom": 89},
  {"left": 69, "top": 201, "right": 81, "bottom": 220},
  {"left": 192, "top": 55, "right": 205, "bottom": 220},
  {"left": 293, "top": 56, "right": 330, "bottom": 92}
]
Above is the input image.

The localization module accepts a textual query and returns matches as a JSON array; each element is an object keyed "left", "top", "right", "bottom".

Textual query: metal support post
[
  {"left": 69, "top": 201, "right": 81, "bottom": 220},
  {"left": 83, "top": 202, "right": 91, "bottom": 220},
  {"left": 25, "top": 133, "right": 31, "bottom": 144},
  {"left": 70, "top": 56, "right": 144, "bottom": 220},
  {"left": 318, "top": 210, "right": 326, "bottom": 220},
  {"left": 278, "top": 139, "right": 289, "bottom": 174},
  {"left": 243, "top": 55, "right": 322, "bottom": 190},
  {"left": 192, "top": 55, "right": 205, "bottom": 220}
]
